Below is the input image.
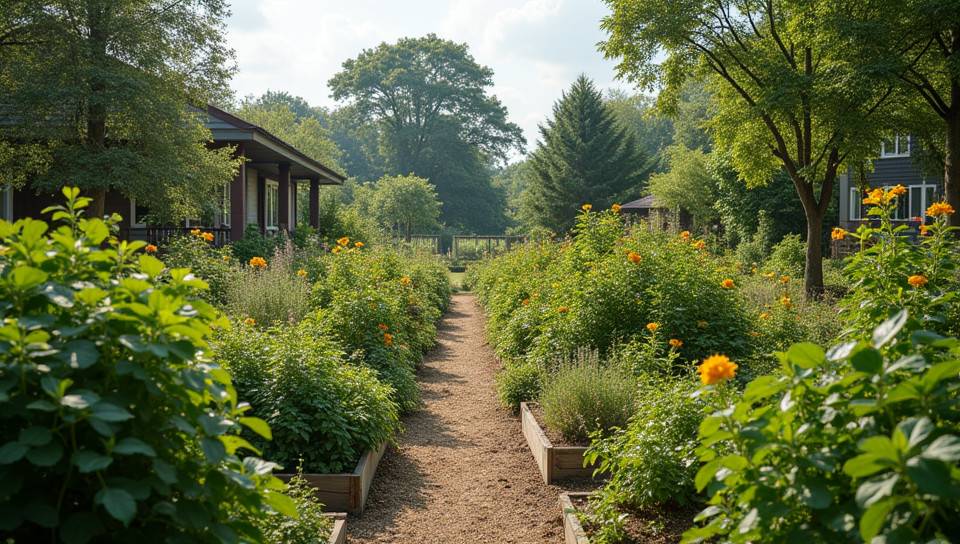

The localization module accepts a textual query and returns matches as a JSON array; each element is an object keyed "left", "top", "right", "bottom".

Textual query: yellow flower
[
  {"left": 780, "top": 294, "right": 792, "bottom": 309},
  {"left": 692, "top": 240, "right": 706, "bottom": 250},
  {"left": 400, "top": 277, "right": 411, "bottom": 284},
  {"left": 831, "top": 228, "right": 847, "bottom": 240},
  {"left": 926, "top": 201, "right": 955, "bottom": 216},
  {"left": 201, "top": 232, "right": 214, "bottom": 242},
  {"left": 557, "top": 306, "right": 570, "bottom": 313},
  {"left": 611, "top": 203, "right": 622, "bottom": 213},
  {"left": 354, "top": 241, "right": 364, "bottom": 248},
  {"left": 628, "top": 251, "right": 642, "bottom": 263},
  {"left": 697, "top": 321, "right": 708, "bottom": 328},
  {"left": 680, "top": 231, "right": 691, "bottom": 241},
  {"left": 889, "top": 184, "right": 907, "bottom": 197},
  {"left": 721, "top": 278, "right": 735, "bottom": 289},
  {"left": 245, "top": 318, "right": 255, "bottom": 326},
  {"left": 145, "top": 244, "right": 157, "bottom": 254},
  {"left": 669, "top": 338, "right": 683, "bottom": 348},
  {"left": 765, "top": 271, "right": 776, "bottom": 279},
  {"left": 297, "top": 269, "right": 307, "bottom": 276},
  {"left": 919, "top": 224, "right": 931, "bottom": 236},
  {"left": 781, "top": 276, "right": 790, "bottom": 283},
  {"left": 697, "top": 354, "right": 738, "bottom": 385},
  {"left": 249, "top": 257, "right": 267, "bottom": 269},
  {"left": 332, "top": 246, "right": 342, "bottom": 254},
  {"left": 646, "top": 322, "right": 659, "bottom": 332},
  {"left": 908, "top": 275, "right": 928, "bottom": 288},
  {"left": 337, "top": 237, "right": 350, "bottom": 246},
  {"left": 863, "top": 188, "right": 885, "bottom": 206},
  {"left": 761, "top": 313, "right": 772, "bottom": 319},
  {"left": 223, "top": 255, "right": 230, "bottom": 261},
  {"left": 190, "top": 228, "right": 201, "bottom": 236},
  {"left": 582, "top": 204, "right": 592, "bottom": 211}
]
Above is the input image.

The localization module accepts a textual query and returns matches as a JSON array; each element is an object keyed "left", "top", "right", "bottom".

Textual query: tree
[
  {"left": 0, "top": 0, "right": 237, "bottom": 221},
  {"left": 524, "top": 75, "right": 652, "bottom": 233},
  {"left": 369, "top": 174, "right": 441, "bottom": 241},
  {"left": 238, "top": 96, "right": 344, "bottom": 174},
  {"left": 329, "top": 34, "right": 525, "bottom": 232},
  {"left": 601, "top": 1, "right": 904, "bottom": 297},
  {"left": 646, "top": 144, "right": 718, "bottom": 227}
]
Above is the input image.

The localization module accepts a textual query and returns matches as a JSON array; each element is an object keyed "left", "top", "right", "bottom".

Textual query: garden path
[{"left": 348, "top": 293, "right": 593, "bottom": 543}]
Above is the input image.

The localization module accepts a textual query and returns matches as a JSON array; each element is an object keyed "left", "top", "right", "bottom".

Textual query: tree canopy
[
  {"left": 524, "top": 74, "right": 652, "bottom": 233},
  {"left": 646, "top": 144, "right": 718, "bottom": 226},
  {"left": 361, "top": 174, "right": 441, "bottom": 241},
  {"left": 0, "top": 0, "right": 237, "bottom": 222}
]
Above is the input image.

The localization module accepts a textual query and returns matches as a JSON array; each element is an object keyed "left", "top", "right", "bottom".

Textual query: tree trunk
[
  {"left": 88, "top": 186, "right": 106, "bottom": 219},
  {"left": 85, "top": 6, "right": 108, "bottom": 219},
  {"left": 804, "top": 207, "right": 825, "bottom": 299},
  {"left": 946, "top": 78, "right": 960, "bottom": 229},
  {"left": 405, "top": 220, "right": 411, "bottom": 243}
]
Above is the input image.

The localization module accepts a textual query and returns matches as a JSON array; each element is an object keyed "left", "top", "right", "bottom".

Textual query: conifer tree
[{"left": 524, "top": 75, "right": 652, "bottom": 233}]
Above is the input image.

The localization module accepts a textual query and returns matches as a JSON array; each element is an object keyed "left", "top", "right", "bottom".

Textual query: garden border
[
  {"left": 559, "top": 492, "right": 591, "bottom": 544},
  {"left": 325, "top": 513, "right": 347, "bottom": 544},
  {"left": 520, "top": 402, "right": 597, "bottom": 484},
  {"left": 276, "top": 442, "right": 387, "bottom": 513}
]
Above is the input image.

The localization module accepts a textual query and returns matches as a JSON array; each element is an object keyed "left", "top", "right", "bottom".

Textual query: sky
[{"left": 224, "top": 0, "right": 628, "bottom": 155}]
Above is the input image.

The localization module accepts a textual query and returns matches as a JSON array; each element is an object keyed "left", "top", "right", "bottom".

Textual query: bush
[
  {"left": 226, "top": 238, "right": 312, "bottom": 326},
  {"left": 160, "top": 231, "right": 236, "bottom": 307},
  {"left": 496, "top": 359, "right": 546, "bottom": 412},
  {"left": 583, "top": 374, "right": 704, "bottom": 543},
  {"left": 215, "top": 320, "right": 399, "bottom": 474},
  {"left": 0, "top": 188, "right": 286, "bottom": 543},
  {"left": 230, "top": 222, "right": 271, "bottom": 265},
  {"left": 765, "top": 233, "right": 806, "bottom": 278},
  {"left": 254, "top": 464, "right": 334, "bottom": 544},
  {"left": 539, "top": 349, "right": 635, "bottom": 443}
]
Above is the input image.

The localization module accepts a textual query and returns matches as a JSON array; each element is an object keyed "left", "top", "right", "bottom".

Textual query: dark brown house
[{"left": 2, "top": 105, "right": 345, "bottom": 245}]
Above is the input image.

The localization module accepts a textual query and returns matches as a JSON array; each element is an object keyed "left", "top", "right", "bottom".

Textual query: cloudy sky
[{"left": 225, "top": 0, "right": 628, "bottom": 154}]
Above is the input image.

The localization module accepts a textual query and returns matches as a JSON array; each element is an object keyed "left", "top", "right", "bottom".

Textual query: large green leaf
[{"left": 95, "top": 487, "right": 136, "bottom": 526}]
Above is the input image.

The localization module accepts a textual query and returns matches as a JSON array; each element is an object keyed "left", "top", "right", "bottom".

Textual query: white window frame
[
  {"left": 130, "top": 198, "right": 148, "bottom": 228},
  {"left": 849, "top": 187, "right": 862, "bottom": 221},
  {"left": 880, "top": 134, "right": 910, "bottom": 158},
  {"left": 217, "top": 183, "right": 231, "bottom": 227},
  {"left": 909, "top": 184, "right": 937, "bottom": 220},
  {"left": 265, "top": 180, "right": 279, "bottom": 231},
  {"left": 1, "top": 184, "right": 12, "bottom": 222}
]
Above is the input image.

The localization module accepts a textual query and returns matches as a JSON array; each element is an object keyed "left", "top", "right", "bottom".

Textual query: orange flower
[
  {"left": 908, "top": 275, "right": 928, "bottom": 288},
  {"left": 399, "top": 344, "right": 407, "bottom": 349},
  {"left": 926, "top": 201, "right": 955, "bottom": 216},
  {"left": 721, "top": 278, "right": 735, "bottom": 289},
  {"left": 692, "top": 240, "right": 706, "bottom": 250},
  {"left": 831, "top": 228, "right": 847, "bottom": 241},
  {"left": 697, "top": 354, "right": 738, "bottom": 385},
  {"left": 627, "top": 251, "right": 642, "bottom": 263},
  {"left": 521, "top": 299, "right": 530, "bottom": 305},
  {"left": 337, "top": 237, "right": 350, "bottom": 246},
  {"left": 889, "top": 184, "right": 907, "bottom": 197},
  {"left": 384, "top": 333, "right": 393, "bottom": 341},
  {"left": 297, "top": 269, "right": 307, "bottom": 276},
  {"left": 764, "top": 271, "right": 776, "bottom": 279},
  {"left": 202, "top": 232, "right": 214, "bottom": 242},
  {"left": 919, "top": 224, "right": 931, "bottom": 236},
  {"left": 145, "top": 244, "right": 157, "bottom": 254},
  {"left": 223, "top": 255, "right": 230, "bottom": 261},
  {"left": 245, "top": 318, "right": 255, "bottom": 326},
  {"left": 760, "top": 313, "right": 772, "bottom": 319},
  {"left": 400, "top": 277, "right": 410, "bottom": 284},
  {"left": 781, "top": 276, "right": 790, "bottom": 283},
  {"left": 582, "top": 204, "right": 592, "bottom": 211},
  {"left": 697, "top": 321, "right": 708, "bottom": 328},
  {"left": 646, "top": 322, "right": 659, "bottom": 332},
  {"left": 557, "top": 306, "right": 570, "bottom": 313},
  {"left": 680, "top": 231, "right": 691, "bottom": 241},
  {"left": 249, "top": 256, "right": 267, "bottom": 269},
  {"left": 190, "top": 229, "right": 201, "bottom": 236},
  {"left": 550, "top": 232, "right": 557, "bottom": 238},
  {"left": 611, "top": 203, "right": 622, "bottom": 213},
  {"left": 780, "top": 294, "right": 792, "bottom": 309},
  {"left": 332, "top": 246, "right": 342, "bottom": 254},
  {"left": 669, "top": 338, "right": 683, "bottom": 348},
  {"left": 354, "top": 241, "right": 364, "bottom": 248},
  {"left": 863, "top": 188, "right": 884, "bottom": 206},
  {"left": 378, "top": 324, "right": 389, "bottom": 331},
  {"left": 385, "top": 340, "right": 394, "bottom": 346}
]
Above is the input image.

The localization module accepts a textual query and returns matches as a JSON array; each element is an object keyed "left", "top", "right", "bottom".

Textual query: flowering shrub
[
  {"left": 160, "top": 231, "right": 236, "bottom": 306},
  {"left": 0, "top": 188, "right": 290, "bottom": 543},
  {"left": 226, "top": 238, "right": 312, "bottom": 326}
]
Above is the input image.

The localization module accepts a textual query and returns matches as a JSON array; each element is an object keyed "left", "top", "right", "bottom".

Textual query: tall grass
[{"left": 225, "top": 239, "right": 312, "bottom": 326}]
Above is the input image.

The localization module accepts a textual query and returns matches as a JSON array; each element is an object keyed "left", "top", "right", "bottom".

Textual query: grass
[{"left": 447, "top": 270, "right": 467, "bottom": 291}]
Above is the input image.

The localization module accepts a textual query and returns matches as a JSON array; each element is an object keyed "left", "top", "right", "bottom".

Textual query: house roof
[
  {"left": 620, "top": 195, "right": 662, "bottom": 210},
  {"left": 202, "top": 105, "right": 345, "bottom": 185}
]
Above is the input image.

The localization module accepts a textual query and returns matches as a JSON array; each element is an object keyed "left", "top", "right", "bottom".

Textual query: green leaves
[{"left": 94, "top": 488, "right": 136, "bottom": 527}]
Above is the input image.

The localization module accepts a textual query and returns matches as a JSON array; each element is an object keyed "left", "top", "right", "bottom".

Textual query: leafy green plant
[
  {"left": 496, "top": 359, "right": 546, "bottom": 412},
  {"left": 685, "top": 313, "right": 960, "bottom": 543},
  {"left": 230, "top": 223, "right": 271, "bottom": 266},
  {"left": 765, "top": 233, "right": 806, "bottom": 278},
  {"left": 226, "top": 238, "right": 312, "bottom": 326},
  {"left": 0, "top": 188, "right": 291, "bottom": 544},
  {"left": 160, "top": 231, "right": 236, "bottom": 307},
  {"left": 539, "top": 349, "right": 635, "bottom": 444},
  {"left": 254, "top": 462, "right": 334, "bottom": 544}
]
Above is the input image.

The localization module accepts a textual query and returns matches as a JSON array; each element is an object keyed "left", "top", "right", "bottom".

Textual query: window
[
  {"left": 849, "top": 187, "right": 863, "bottom": 220},
  {"left": 265, "top": 181, "right": 279, "bottom": 230},
  {"left": 129, "top": 198, "right": 150, "bottom": 227},
  {"left": 909, "top": 184, "right": 937, "bottom": 219},
  {"left": 880, "top": 134, "right": 910, "bottom": 158},
  {"left": 0, "top": 185, "right": 12, "bottom": 221},
  {"left": 217, "top": 183, "right": 231, "bottom": 227}
]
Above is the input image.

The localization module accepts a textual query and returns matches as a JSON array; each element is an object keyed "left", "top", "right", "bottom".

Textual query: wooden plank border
[
  {"left": 276, "top": 442, "right": 387, "bottom": 514},
  {"left": 559, "top": 492, "right": 592, "bottom": 544},
  {"left": 520, "top": 402, "right": 598, "bottom": 484},
  {"left": 325, "top": 513, "right": 347, "bottom": 544}
]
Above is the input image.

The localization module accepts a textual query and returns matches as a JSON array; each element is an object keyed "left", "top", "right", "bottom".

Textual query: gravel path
[{"left": 348, "top": 293, "right": 593, "bottom": 543}]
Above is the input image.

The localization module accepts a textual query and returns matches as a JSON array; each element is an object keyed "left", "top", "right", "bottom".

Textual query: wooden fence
[
  {"left": 120, "top": 226, "right": 233, "bottom": 248},
  {"left": 452, "top": 236, "right": 525, "bottom": 260}
]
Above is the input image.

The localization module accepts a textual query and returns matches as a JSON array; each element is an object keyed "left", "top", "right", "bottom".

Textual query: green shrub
[
  {"left": 226, "top": 238, "right": 312, "bottom": 326},
  {"left": 687, "top": 315, "right": 960, "bottom": 543},
  {"left": 0, "top": 188, "right": 287, "bottom": 543},
  {"left": 765, "top": 233, "right": 806, "bottom": 278},
  {"left": 230, "top": 222, "right": 271, "bottom": 265},
  {"left": 496, "top": 359, "right": 546, "bottom": 412},
  {"left": 160, "top": 231, "right": 236, "bottom": 307},
  {"left": 583, "top": 374, "right": 704, "bottom": 543},
  {"left": 539, "top": 349, "right": 635, "bottom": 443},
  {"left": 215, "top": 320, "right": 399, "bottom": 474},
  {"left": 254, "top": 463, "right": 334, "bottom": 544}
]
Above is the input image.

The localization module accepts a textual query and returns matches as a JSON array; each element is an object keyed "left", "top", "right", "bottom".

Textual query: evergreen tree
[{"left": 525, "top": 75, "right": 652, "bottom": 233}]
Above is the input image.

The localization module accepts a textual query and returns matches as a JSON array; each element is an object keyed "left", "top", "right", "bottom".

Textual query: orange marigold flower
[
  {"left": 781, "top": 276, "right": 790, "bottom": 283},
  {"left": 927, "top": 201, "right": 955, "bottom": 216},
  {"left": 384, "top": 333, "right": 393, "bottom": 341},
  {"left": 378, "top": 324, "right": 389, "bottom": 331},
  {"left": 697, "top": 354, "right": 738, "bottom": 385},
  {"left": 908, "top": 275, "right": 928, "bottom": 288},
  {"left": 385, "top": 340, "right": 394, "bottom": 347},
  {"left": 522, "top": 299, "right": 530, "bottom": 305},
  {"left": 550, "top": 232, "right": 557, "bottom": 238},
  {"left": 761, "top": 313, "right": 772, "bottom": 319},
  {"left": 354, "top": 241, "right": 364, "bottom": 248},
  {"left": 765, "top": 271, "right": 776, "bottom": 279},
  {"left": 680, "top": 231, "right": 691, "bottom": 240},
  {"left": 245, "top": 318, "right": 255, "bottom": 326},
  {"left": 400, "top": 277, "right": 411, "bottom": 284},
  {"left": 628, "top": 251, "right": 642, "bottom": 263},
  {"left": 863, "top": 188, "right": 885, "bottom": 206},
  {"left": 669, "top": 338, "right": 683, "bottom": 348},
  {"left": 692, "top": 240, "right": 706, "bottom": 250},
  {"left": 190, "top": 229, "right": 201, "bottom": 236},
  {"left": 646, "top": 322, "right": 659, "bottom": 332},
  {"left": 249, "top": 256, "right": 267, "bottom": 269},
  {"left": 582, "top": 204, "right": 592, "bottom": 211},
  {"left": 919, "top": 224, "right": 931, "bottom": 236},
  {"left": 697, "top": 321, "right": 708, "bottom": 328},
  {"left": 202, "top": 232, "right": 214, "bottom": 242},
  {"left": 337, "top": 237, "right": 350, "bottom": 246},
  {"left": 332, "top": 246, "right": 342, "bottom": 254},
  {"left": 611, "top": 203, "right": 622, "bottom": 213},
  {"left": 145, "top": 244, "right": 157, "bottom": 254},
  {"left": 889, "top": 184, "right": 907, "bottom": 197},
  {"left": 297, "top": 269, "right": 307, "bottom": 276},
  {"left": 557, "top": 306, "right": 570, "bottom": 313},
  {"left": 831, "top": 227, "right": 847, "bottom": 240},
  {"left": 721, "top": 278, "right": 735, "bottom": 289}
]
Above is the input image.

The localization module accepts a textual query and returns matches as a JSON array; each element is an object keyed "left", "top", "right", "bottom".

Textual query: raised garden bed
[
  {"left": 560, "top": 492, "right": 591, "bottom": 544},
  {"left": 520, "top": 402, "right": 598, "bottom": 484},
  {"left": 326, "top": 513, "right": 347, "bottom": 544},
  {"left": 276, "top": 442, "right": 387, "bottom": 514}
]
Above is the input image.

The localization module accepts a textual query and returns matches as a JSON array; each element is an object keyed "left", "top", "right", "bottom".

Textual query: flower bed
[
  {"left": 559, "top": 493, "right": 591, "bottom": 544},
  {"left": 275, "top": 443, "right": 387, "bottom": 514},
  {"left": 521, "top": 403, "right": 598, "bottom": 484}
]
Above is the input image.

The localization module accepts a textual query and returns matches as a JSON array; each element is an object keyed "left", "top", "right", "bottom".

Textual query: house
[
  {"left": 834, "top": 134, "right": 942, "bottom": 255},
  {"left": 1, "top": 105, "right": 345, "bottom": 246},
  {"left": 619, "top": 194, "right": 692, "bottom": 231}
]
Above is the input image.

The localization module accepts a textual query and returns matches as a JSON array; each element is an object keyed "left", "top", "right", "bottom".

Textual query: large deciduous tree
[
  {"left": 601, "top": 0, "right": 903, "bottom": 297},
  {"left": 367, "top": 174, "right": 442, "bottom": 241},
  {"left": 328, "top": 34, "right": 525, "bottom": 233},
  {"left": 0, "top": 0, "right": 237, "bottom": 221},
  {"left": 524, "top": 75, "right": 652, "bottom": 233}
]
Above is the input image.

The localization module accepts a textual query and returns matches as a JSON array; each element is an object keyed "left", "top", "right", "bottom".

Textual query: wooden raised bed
[
  {"left": 559, "top": 492, "right": 591, "bottom": 544},
  {"left": 520, "top": 402, "right": 598, "bottom": 484},
  {"left": 325, "top": 513, "right": 347, "bottom": 544},
  {"left": 276, "top": 442, "right": 386, "bottom": 514}
]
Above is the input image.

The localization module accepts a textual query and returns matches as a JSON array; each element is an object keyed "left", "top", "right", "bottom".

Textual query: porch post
[
  {"left": 309, "top": 179, "right": 320, "bottom": 229},
  {"left": 230, "top": 144, "right": 246, "bottom": 241},
  {"left": 278, "top": 163, "right": 291, "bottom": 232}
]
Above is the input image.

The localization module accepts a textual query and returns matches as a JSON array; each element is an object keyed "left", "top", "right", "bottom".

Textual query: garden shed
[{"left": 619, "top": 195, "right": 692, "bottom": 231}]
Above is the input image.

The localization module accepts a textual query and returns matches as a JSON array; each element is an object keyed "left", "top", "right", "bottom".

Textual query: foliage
[
  {"left": 524, "top": 75, "right": 653, "bottom": 234},
  {"left": 539, "top": 349, "right": 636, "bottom": 444},
  {"left": 0, "top": 0, "right": 237, "bottom": 220},
  {"left": 230, "top": 223, "right": 272, "bottom": 267},
  {"left": 583, "top": 375, "right": 704, "bottom": 543},
  {"left": 368, "top": 174, "right": 442, "bottom": 239},
  {"left": 161, "top": 232, "right": 236, "bottom": 307},
  {"left": 686, "top": 315, "right": 960, "bottom": 543},
  {"left": 646, "top": 144, "right": 718, "bottom": 227},
  {"left": 496, "top": 359, "right": 546, "bottom": 412},
  {"left": 215, "top": 320, "right": 399, "bottom": 474},
  {"left": 254, "top": 465, "right": 333, "bottom": 544},
  {"left": 226, "top": 239, "right": 312, "bottom": 327},
  {"left": 237, "top": 96, "right": 344, "bottom": 175},
  {"left": 766, "top": 234, "right": 807, "bottom": 279},
  {"left": 0, "top": 188, "right": 289, "bottom": 544},
  {"left": 604, "top": 89, "right": 675, "bottom": 165}
]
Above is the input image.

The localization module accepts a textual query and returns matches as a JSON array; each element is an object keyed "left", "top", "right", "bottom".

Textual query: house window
[
  {"left": 265, "top": 181, "right": 279, "bottom": 230},
  {"left": 130, "top": 198, "right": 149, "bottom": 228},
  {"left": 909, "top": 184, "right": 937, "bottom": 219},
  {"left": 849, "top": 187, "right": 863, "bottom": 220},
  {"left": 880, "top": 134, "right": 910, "bottom": 158},
  {"left": 217, "top": 183, "right": 231, "bottom": 227}
]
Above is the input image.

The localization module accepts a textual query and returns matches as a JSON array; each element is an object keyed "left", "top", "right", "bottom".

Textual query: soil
[
  {"left": 348, "top": 293, "right": 595, "bottom": 543},
  {"left": 572, "top": 494, "right": 700, "bottom": 544}
]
